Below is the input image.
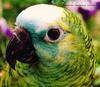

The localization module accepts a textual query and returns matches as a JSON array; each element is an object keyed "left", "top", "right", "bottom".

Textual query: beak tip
[
  {"left": 6, "top": 56, "right": 16, "bottom": 70},
  {"left": 9, "top": 63, "right": 16, "bottom": 70},
  {"left": 8, "top": 63, "right": 16, "bottom": 70},
  {"left": 12, "top": 66, "right": 16, "bottom": 70}
]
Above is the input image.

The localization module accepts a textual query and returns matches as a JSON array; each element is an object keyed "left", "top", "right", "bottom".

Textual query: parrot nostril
[
  {"left": 19, "top": 32, "right": 25, "bottom": 40},
  {"left": 15, "top": 28, "right": 30, "bottom": 41}
]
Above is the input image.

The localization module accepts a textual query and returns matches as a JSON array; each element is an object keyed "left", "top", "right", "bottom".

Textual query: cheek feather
[
  {"left": 55, "top": 54, "right": 65, "bottom": 64},
  {"left": 58, "top": 34, "right": 77, "bottom": 52},
  {"left": 55, "top": 34, "right": 77, "bottom": 64}
]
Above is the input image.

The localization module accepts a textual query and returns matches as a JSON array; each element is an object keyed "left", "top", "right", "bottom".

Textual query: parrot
[{"left": 4, "top": 4, "right": 95, "bottom": 87}]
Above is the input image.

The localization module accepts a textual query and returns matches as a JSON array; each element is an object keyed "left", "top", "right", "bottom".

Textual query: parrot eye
[
  {"left": 45, "top": 27, "right": 64, "bottom": 42},
  {"left": 48, "top": 28, "right": 60, "bottom": 40}
]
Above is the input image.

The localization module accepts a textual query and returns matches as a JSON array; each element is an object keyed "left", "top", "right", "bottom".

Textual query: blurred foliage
[
  {"left": 88, "top": 11, "right": 100, "bottom": 87},
  {"left": 2, "top": 0, "right": 51, "bottom": 22}
]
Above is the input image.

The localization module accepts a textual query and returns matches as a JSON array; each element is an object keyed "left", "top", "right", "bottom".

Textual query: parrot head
[{"left": 6, "top": 4, "right": 85, "bottom": 69}]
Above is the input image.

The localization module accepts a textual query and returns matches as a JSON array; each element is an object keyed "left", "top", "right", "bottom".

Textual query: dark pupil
[{"left": 47, "top": 28, "right": 60, "bottom": 40}]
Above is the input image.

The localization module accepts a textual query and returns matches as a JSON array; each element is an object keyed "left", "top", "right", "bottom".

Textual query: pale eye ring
[{"left": 45, "top": 26, "right": 64, "bottom": 42}]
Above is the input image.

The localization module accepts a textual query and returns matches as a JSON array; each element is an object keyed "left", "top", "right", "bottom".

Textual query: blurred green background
[{"left": 0, "top": 0, "right": 100, "bottom": 87}]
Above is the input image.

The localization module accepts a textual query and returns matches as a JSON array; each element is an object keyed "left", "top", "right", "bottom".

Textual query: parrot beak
[{"left": 6, "top": 27, "right": 38, "bottom": 70}]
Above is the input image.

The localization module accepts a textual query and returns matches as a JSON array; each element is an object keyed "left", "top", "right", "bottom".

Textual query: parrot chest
[{"left": 32, "top": 59, "right": 94, "bottom": 87}]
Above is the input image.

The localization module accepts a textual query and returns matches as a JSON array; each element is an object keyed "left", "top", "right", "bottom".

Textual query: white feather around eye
[{"left": 44, "top": 26, "right": 64, "bottom": 43}]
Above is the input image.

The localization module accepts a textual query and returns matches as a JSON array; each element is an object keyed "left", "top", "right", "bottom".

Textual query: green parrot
[{"left": 4, "top": 4, "right": 95, "bottom": 87}]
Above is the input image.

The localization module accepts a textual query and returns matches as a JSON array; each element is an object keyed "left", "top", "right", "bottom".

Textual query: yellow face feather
[
  {"left": 45, "top": 20, "right": 77, "bottom": 64},
  {"left": 55, "top": 20, "right": 77, "bottom": 52}
]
